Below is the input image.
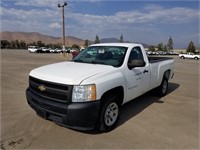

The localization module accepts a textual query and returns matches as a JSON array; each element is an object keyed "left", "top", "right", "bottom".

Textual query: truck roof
[{"left": 90, "top": 43, "right": 142, "bottom": 47}]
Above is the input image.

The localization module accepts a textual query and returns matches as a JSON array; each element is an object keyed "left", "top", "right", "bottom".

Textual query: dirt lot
[{"left": 1, "top": 50, "right": 199, "bottom": 149}]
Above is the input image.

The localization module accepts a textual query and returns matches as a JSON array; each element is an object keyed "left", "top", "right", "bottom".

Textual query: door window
[{"left": 128, "top": 47, "right": 144, "bottom": 63}]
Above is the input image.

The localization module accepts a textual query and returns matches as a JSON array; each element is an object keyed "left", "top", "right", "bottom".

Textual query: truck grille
[{"left": 29, "top": 76, "right": 72, "bottom": 104}]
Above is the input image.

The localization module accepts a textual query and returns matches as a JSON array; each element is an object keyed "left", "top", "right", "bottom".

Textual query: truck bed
[{"left": 148, "top": 56, "right": 173, "bottom": 63}]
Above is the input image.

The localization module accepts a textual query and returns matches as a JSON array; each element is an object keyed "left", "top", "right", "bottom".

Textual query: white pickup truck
[
  {"left": 179, "top": 53, "right": 199, "bottom": 60},
  {"left": 28, "top": 46, "right": 41, "bottom": 53},
  {"left": 26, "top": 43, "right": 174, "bottom": 132}
]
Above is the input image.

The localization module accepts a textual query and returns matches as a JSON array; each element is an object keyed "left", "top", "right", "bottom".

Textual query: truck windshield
[{"left": 73, "top": 46, "right": 128, "bottom": 67}]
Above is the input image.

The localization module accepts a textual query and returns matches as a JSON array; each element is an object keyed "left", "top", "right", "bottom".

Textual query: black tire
[
  {"left": 156, "top": 77, "right": 168, "bottom": 97},
  {"left": 181, "top": 56, "right": 185, "bottom": 59},
  {"left": 194, "top": 57, "right": 199, "bottom": 60},
  {"left": 97, "top": 95, "right": 120, "bottom": 132}
]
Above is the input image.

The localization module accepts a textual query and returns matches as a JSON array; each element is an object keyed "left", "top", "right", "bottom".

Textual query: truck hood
[{"left": 30, "top": 61, "right": 115, "bottom": 85}]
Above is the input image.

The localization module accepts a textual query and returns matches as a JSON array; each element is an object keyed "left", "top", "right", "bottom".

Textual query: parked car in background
[
  {"left": 147, "top": 51, "right": 179, "bottom": 55},
  {"left": 72, "top": 51, "right": 79, "bottom": 58},
  {"left": 55, "top": 48, "right": 62, "bottom": 53},
  {"left": 49, "top": 48, "right": 56, "bottom": 53},
  {"left": 41, "top": 47, "right": 50, "bottom": 53},
  {"left": 70, "top": 49, "right": 78, "bottom": 53},
  {"left": 80, "top": 48, "right": 85, "bottom": 51},
  {"left": 146, "top": 51, "right": 159, "bottom": 55},
  {"left": 179, "top": 53, "right": 199, "bottom": 60},
  {"left": 28, "top": 46, "right": 41, "bottom": 53}
]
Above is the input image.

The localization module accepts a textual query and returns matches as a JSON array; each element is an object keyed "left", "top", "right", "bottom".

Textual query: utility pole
[{"left": 58, "top": 2, "right": 67, "bottom": 52}]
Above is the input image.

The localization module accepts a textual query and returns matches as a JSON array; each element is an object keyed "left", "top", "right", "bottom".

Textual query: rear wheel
[
  {"left": 194, "top": 57, "right": 199, "bottom": 60},
  {"left": 97, "top": 95, "right": 120, "bottom": 132},
  {"left": 181, "top": 56, "right": 185, "bottom": 59},
  {"left": 156, "top": 77, "right": 168, "bottom": 97}
]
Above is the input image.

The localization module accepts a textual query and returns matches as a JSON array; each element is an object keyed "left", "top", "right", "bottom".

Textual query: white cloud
[
  {"left": 1, "top": 6, "right": 59, "bottom": 23},
  {"left": 49, "top": 23, "right": 61, "bottom": 29},
  {"left": 15, "top": 0, "right": 63, "bottom": 9},
  {"left": 69, "top": 6, "right": 198, "bottom": 26},
  {"left": 0, "top": 2, "right": 198, "bottom": 47},
  {"left": 4, "top": 2, "right": 198, "bottom": 28}
]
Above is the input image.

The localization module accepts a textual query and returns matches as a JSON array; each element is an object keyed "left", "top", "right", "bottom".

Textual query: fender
[{"left": 81, "top": 68, "right": 126, "bottom": 102}]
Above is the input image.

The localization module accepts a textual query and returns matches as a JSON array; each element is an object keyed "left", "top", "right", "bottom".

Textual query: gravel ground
[{"left": 1, "top": 50, "right": 199, "bottom": 149}]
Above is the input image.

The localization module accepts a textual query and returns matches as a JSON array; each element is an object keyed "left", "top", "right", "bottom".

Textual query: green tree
[
  {"left": 11, "top": 40, "right": 16, "bottom": 49},
  {"left": 84, "top": 39, "right": 89, "bottom": 48},
  {"left": 19, "top": 40, "right": 26, "bottom": 49},
  {"left": 30, "top": 42, "right": 37, "bottom": 46},
  {"left": 71, "top": 44, "right": 80, "bottom": 49},
  {"left": 149, "top": 45, "right": 156, "bottom": 51},
  {"left": 46, "top": 43, "right": 54, "bottom": 48},
  {"left": 1, "top": 40, "right": 11, "bottom": 49},
  {"left": 54, "top": 43, "right": 62, "bottom": 48},
  {"left": 120, "top": 34, "right": 124, "bottom": 43},
  {"left": 37, "top": 40, "right": 45, "bottom": 47},
  {"left": 157, "top": 43, "right": 164, "bottom": 51},
  {"left": 167, "top": 36, "right": 173, "bottom": 51},
  {"left": 187, "top": 41, "right": 196, "bottom": 53},
  {"left": 163, "top": 45, "right": 168, "bottom": 51},
  {"left": 14, "top": 40, "right": 20, "bottom": 49},
  {"left": 94, "top": 35, "right": 100, "bottom": 44}
]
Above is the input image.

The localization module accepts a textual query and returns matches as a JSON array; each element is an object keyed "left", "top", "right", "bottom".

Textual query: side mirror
[{"left": 128, "top": 60, "right": 146, "bottom": 69}]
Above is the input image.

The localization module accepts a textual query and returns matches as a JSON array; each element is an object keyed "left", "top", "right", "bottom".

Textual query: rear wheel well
[
  {"left": 164, "top": 70, "right": 171, "bottom": 80},
  {"left": 100, "top": 86, "right": 124, "bottom": 106}
]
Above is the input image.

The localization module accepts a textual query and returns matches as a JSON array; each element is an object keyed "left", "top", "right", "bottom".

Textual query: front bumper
[{"left": 26, "top": 88, "right": 100, "bottom": 131}]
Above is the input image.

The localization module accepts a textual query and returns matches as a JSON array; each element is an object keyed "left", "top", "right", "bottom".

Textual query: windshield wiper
[
  {"left": 74, "top": 59, "right": 84, "bottom": 63},
  {"left": 91, "top": 60, "right": 105, "bottom": 65},
  {"left": 74, "top": 59, "right": 105, "bottom": 65}
]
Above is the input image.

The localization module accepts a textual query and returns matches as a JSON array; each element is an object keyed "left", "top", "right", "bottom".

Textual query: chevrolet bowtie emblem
[{"left": 38, "top": 85, "right": 46, "bottom": 92}]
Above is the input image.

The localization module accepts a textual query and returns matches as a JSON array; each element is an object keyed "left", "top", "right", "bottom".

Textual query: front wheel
[{"left": 97, "top": 95, "right": 120, "bottom": 132}]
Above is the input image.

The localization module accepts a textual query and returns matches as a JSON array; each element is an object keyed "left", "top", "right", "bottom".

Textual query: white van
[{"left": 28, "top": 46, "right": 40, "bottom": 53}]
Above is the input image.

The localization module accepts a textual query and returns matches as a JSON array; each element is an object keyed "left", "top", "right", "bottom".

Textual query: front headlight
[{"left": 72, "top": 84, "right": 96, "bottom": 102}]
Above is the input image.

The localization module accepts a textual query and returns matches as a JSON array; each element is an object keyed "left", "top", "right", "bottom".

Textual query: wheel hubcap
[
  {"left": 162, "top": 80, "right": 167, "bottom": 94},
  {"left": 104, "top": 102, "right": 119, "bottom": 126}
]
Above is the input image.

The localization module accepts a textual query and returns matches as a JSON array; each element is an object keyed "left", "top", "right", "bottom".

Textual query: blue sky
[{"left": 0, "top": 0, "right": 199, "bottom": 48}]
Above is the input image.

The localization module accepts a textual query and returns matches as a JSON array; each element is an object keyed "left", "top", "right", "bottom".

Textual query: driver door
[{"left": 125, "top": 47, "right": 150, "bottom": 102}]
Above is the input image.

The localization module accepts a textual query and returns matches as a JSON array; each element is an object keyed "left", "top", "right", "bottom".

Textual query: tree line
[
  {"left": 148, "top": 36, "right": 196, "bottom": 53},
  {"left": 148, "top": 36, "right": 174, "bottom": 52},
  {"left": 1, "top": 35, "right": 196, "bottom": 53},
  {"left": 1, "top": 39, "right": 63, "bottom": 49},
  {"left": 1, "top": 39, "right": 82, "bottom": 50}
]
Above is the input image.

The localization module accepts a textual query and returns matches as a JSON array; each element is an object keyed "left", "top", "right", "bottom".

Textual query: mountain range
[{"left": 1, "top": 31, "right": 149, "bottom": 48}]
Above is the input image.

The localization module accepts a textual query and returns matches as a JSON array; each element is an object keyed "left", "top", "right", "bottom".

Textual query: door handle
[{"left": 143, "top": 70, "right": 149, "bottom": 74}]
